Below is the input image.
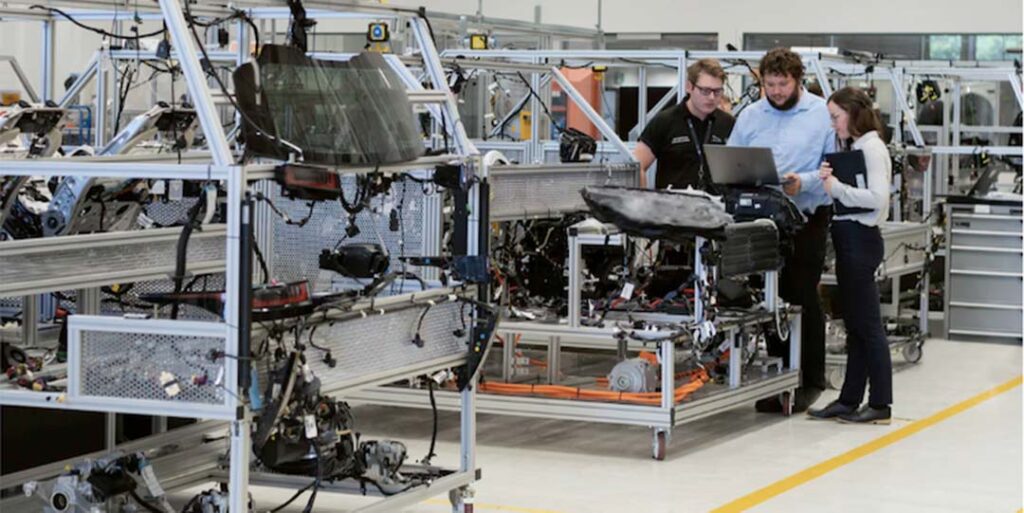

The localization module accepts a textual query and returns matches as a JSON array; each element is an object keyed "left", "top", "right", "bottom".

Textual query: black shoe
[
  {"left": 755, "top": 396, "right": 783, "bottom": 413},
  {"left": 838, "top": 405, "right": 892, "bottom": 425},
  {"left": 807, "top": 400, "right": 857, "bottom": 420},
  {"left": 792, "top": 387, "right": 823, "bottom": 413}
]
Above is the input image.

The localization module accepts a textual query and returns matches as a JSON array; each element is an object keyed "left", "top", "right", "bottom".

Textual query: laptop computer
[{"left": 705, "top": 146, "right": 782, "bottom": 187}]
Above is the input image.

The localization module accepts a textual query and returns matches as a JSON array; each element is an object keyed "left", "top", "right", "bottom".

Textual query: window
[
  {"left": 976, "top": 34, "right": 1023, "bottom": 60},
  {"left": 927, "top": 35, "right": 963, "bottom": 60}
]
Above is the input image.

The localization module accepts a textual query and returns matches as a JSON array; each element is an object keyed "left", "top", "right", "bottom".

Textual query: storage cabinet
[{"left": 944, "top": 198, "right": 1024, "bottom": 343}]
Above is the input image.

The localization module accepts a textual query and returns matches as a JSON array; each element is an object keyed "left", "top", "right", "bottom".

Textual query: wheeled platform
[{"left": 351, "top": 308, "right": 802, "bottom": 460}]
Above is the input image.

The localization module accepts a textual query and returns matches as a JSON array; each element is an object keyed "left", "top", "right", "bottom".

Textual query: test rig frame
[{"left": 0, "top": 2, "right": 503, "bottom": 511}]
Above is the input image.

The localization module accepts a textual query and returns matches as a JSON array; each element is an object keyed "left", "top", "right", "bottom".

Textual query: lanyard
[{"left": 686, "top": 115, "right": 715, "bottom": 188}]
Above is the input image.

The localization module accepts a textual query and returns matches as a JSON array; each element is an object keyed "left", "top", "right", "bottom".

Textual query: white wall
[{"left": 374, "top": 0, "right": 1023, "bottom": 48}]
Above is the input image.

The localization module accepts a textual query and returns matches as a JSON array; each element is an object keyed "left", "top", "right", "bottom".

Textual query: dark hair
[
  {"left": 687, "top": 58, "right": 726, "bottom": 84},
  {"left": 828, "top": 87, "right": 884, "bottom": 138},
  {"left": 759, "top": 47, "right": 804, "bottom": 81}
]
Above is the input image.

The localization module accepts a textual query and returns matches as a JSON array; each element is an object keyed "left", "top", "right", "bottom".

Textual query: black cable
[
  {"left": 357, "top": 476, "right": 422, "bottom": 496},
  {"left": 265, "top": 480, "right": 316, "bottom": 512},
  {"left": 615, "top": 57, "right": 678, "bottom": 71},
  {"left": 251, "top": 230, "right": 270, "bottom": 284},
  {"left": 558, "top": 59, "right": 595, "bottom": 70},
  {"left": 113, "top": 64, "right": 136, "bottom": 135},
  {"left": 180, "top": 492, "right": 201, "bottom": 513},
  {"left": 182, "top": 0, "right": 295, "bottom": 160},
  {"left": 189, "top": 9, "right": 261, "bottom": 56},
  {"left": 254, "top": 192, "right": 317, "bottom": 227},
  {"left": 30, "top": 5, "right": 166, "bottom": 40},
  {"left": 128, "top": 489, "right": 163, "bottom": 513},
  {"left": 305, "top": 323, "right": 332, "bottom": 354},
  {"left": 338, "top": 172, "right": 375, "bottom": 215},
  {"left": 301, "top": 441, "right": 322, "bottom": 513},
  {"left": 513, "top": 71, "right": 564, "bottom": 134},
  {"left": 422, "top": 378, "right": 438, "bottom": 465},
  {"left": 417, "top": 7, "right": 437, "bottom": 45},
  {"left": 171, "top": 192, "right": 207, "bottom": 319},
  {"left": 396, "top": 180, "right": 408, "bottom": 294},
  {"left": 439, "top": 107, "right": 451, "bottom": 153}
]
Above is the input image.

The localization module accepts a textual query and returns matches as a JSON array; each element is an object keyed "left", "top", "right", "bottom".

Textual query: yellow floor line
[
  {"left": 423, "top": 498, "right": 568, "bottom": 513},
  {"left": 712, "top": 374, "right": 1023, "bottom": 513}
]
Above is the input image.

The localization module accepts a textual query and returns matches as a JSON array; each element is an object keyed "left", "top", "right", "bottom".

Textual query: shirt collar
[{"left": 852, "top": 130, "right": 880, "bottom": 150}]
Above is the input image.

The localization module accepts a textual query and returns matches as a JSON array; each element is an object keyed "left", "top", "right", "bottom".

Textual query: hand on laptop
[{"left": 782, "top": 172, "right": 801, "bottom": 196}]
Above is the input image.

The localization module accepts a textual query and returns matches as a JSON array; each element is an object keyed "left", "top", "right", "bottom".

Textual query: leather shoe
[
  {"left": 807, "top": 400, "right": 857, "bottom": 420},
  {"left": 792, "top": 387, "right": 823, "bottom": 413},
  {"left": 838, "top": 405, "right": 892, "bottom": 425}
]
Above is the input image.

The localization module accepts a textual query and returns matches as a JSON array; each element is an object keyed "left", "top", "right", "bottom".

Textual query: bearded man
[{"left": 728, "top": 47, "right": 836, "bottom": 414}]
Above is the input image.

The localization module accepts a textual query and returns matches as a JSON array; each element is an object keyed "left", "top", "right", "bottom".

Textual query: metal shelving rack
[{"left": 0, "top": 1, "right": 493, "bottom": 511}]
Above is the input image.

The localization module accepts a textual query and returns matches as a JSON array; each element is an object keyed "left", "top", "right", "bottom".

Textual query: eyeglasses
[{"left": 692, "top": 83, "right": 725, "bottom": 98}]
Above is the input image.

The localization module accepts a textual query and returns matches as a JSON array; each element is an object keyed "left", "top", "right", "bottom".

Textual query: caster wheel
[
  {"left": 828, "top": 367, "right": 845, "bottom": 390},
  {"left": 902, "top": 343, "right": 923, "bottom": 363},
  {"left": 780, "top": 391, "right": 793, "bottom": 417},
  {"left": 450, "top": 488, "right": 475, "bottom": 513},
  {"left": 652, "top": 430, "right": 667, "bottom": 461}
]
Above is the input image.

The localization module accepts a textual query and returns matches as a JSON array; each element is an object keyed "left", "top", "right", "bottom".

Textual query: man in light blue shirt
[
  {"left": 727, "top": 83, "right": 836, "bottom": 213},
  {"left": 727, "top": 47, "right": 835, "bottom": 414}
]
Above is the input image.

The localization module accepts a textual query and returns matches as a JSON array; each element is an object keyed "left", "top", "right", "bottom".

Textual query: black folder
[{"left": 825, "top": 150, "right": 873, "bottom": 215}]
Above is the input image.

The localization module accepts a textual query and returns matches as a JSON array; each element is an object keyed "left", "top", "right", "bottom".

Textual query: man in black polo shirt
[{"left": 635, "top": 58, "right": 735, "bottom": 191}]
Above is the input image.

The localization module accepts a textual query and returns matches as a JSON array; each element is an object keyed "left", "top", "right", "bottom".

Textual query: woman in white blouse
[{"left": 808, "top": 87, "right": 893, "bottom": 425}]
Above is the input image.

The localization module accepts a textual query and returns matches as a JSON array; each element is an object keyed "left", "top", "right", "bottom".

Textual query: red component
[
  {"left": 252, "top": 281, "right": 310, "bottom": 309},
  {"left": 275, "top": 164, "right": 341, "bottom": 201}
]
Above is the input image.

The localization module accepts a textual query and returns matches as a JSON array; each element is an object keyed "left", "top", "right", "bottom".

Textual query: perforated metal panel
[
  {"left": 99, "top": 274, "right": 226, "bottom": 321},
  {"left": 144, "top": 197, "right": 199, "bottom": 227},
  {"left": 264, "top": 176, "right": 438, "bottom": 291},
  {"left": 307, "top": 300, "right": 467, "bottom": 390},
  {"left": 77, "top": 329, "right": 226, "bottom": 405},
  {"left": 0, "top": 229, "right": 225, "bottom": 295},
  {"left": 488, "top": 163, "right": 638, "bottom": 221}
]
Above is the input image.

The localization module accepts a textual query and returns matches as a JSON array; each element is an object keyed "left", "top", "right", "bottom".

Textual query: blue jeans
[{"left": 832, "top": 221, "right": 893, "bottom": 407}]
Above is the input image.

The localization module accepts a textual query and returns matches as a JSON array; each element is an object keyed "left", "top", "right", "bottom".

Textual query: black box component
[
  {"left": 432, "top": 164, "right": 465, "bottom": 190},
  {"left": 723, "top": 188, "right": 805, "bottom": 235},
  {"left": 559, "top": 127, "right": 596, "bottom": 163},
  {"left": 719, "top": 221, "right": 782, "bottom": 277},
  {"left": 319, "top": 243, "right": 389, "bottom": 279}
]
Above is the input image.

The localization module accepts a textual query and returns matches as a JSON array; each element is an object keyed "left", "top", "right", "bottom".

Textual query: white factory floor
[{"left": 187, "top": 338, "right": 1023, "bottom": 513}]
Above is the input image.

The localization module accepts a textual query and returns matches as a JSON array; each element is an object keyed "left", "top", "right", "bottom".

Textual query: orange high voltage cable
[{"left": 479, "top": 368, "right": 709, "bottom": 406}]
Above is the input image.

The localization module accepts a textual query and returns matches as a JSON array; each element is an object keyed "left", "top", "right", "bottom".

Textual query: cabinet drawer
[
  {"left": 949, "top": 273, "right": 1024, "bottom": 306},
  {"left": 949, "top": 247, "right": 1023, "bottom": 273},
  {"left": 948, "top": 305, "right": 1023, "bottom": 335},
  {"left": 950, "top": 230, "right": 1024, "bottom": 249},
  {"left": 950, "top": 213, "right": 1022, "bottom": 233}
]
